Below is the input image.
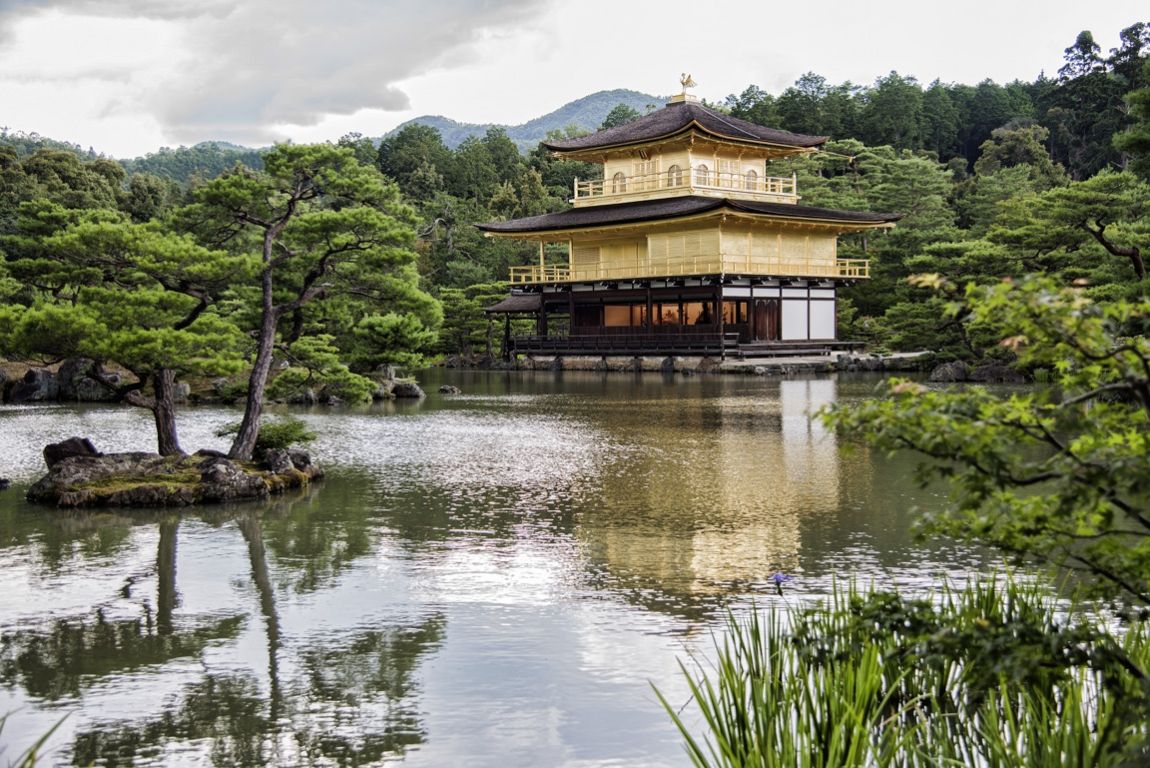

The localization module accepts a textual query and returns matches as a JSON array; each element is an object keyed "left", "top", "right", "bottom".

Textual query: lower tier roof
[{"left": 477, "top": 196, "right": 901, "bottom": 235}]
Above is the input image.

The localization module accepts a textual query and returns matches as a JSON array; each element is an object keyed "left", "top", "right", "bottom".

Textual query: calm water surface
[{"left": 0, "top": 371, "right": 983, "bottom": 767}]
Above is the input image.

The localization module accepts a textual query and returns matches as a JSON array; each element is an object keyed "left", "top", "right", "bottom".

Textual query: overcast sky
[{"left": 0, "top": 0, "right": 1146, "bottom": 158}]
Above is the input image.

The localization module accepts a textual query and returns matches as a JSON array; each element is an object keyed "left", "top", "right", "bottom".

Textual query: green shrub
[{"left": 215, "top": 416, "right": 316, "bottom": 456}]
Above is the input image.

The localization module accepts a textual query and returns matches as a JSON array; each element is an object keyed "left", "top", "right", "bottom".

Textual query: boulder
[
  {"left": 288, "top": 449, "right": 314, "bottom": 472},
  {"left": 193, "top": 448, "right": 228, "bottom": 458},
  {"left": 0, "top": 478, "right": 11, "bottom": 491},
  {"left": 196, "top": 456, "right": 270, "bottom": 502},
  {"left": 660, "top": 356, "right": 676, "bottom": 374},
  {"left": 44, "top": 437, "right": 101, "bottom": 469},
  {"left": 438, "top": 385, "right": 462, "bottom": 395},
  {"left": 262, "top": 448, "right": 295, "bottom": 474},
  {"left": 29, "top": 450, "right": 166, "bottom": 505},
  {"left": 391, "top": 381, "right": 426, "bottom": 399},
  {"left": 9, "top": 368, "right": 59, "bottom": 403},
  {"left": 57, "top": 358, "right": 120, "bottom": 402},
  {"left": 929, "top": 361, "right": 971, "bottom": 383}
]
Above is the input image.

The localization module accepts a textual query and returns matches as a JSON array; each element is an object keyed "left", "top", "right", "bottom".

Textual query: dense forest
[{"left": 2, "top": 20, "right": 1149, "bottom": 377}]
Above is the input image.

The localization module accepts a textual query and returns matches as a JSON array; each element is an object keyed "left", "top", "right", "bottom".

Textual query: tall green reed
[
  {"left": 0, "top": 713, "right": 65, "bottom": 767},
  {"left": 657, "top": 577, "right": 1150, "bottom": 767}
]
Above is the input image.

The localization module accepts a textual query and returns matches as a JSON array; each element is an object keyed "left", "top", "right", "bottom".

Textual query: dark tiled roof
[
  {"left": 485, "top": 293, "right": 542, "bottom": 313},
  {"left": 727, "top": 199, "right": 902, "bottom": 223},
  {"left": 543, "top": 101, "right": 827, "bottom": 152},
  {"left": 477, "top": 196, "right": 901, "bottom": 234}
]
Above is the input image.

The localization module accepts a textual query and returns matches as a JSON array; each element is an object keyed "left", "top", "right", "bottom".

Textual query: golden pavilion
[{"left": 480, "top": 79, "right": 900, "bottom": 358}]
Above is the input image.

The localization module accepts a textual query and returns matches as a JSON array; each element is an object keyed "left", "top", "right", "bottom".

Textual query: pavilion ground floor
[{"left": 487, "top": 275, "right": 862, "bottom": 359}]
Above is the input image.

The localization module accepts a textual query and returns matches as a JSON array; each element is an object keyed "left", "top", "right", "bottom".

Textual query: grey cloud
[
  {"left": 0, "top": 64, "right": 135, "bottom": 84},
  {"left": 0, "top": 0, "right": 555, "bottom": 146},
  {"left": 0, "top": 0, "right": 233, "bottom": 45},
  {"left": 146, "top": 0, "right": 554, "bottom": 145},
  {"left": 0, "top": 0, "right": 233, "bottom": 21}
]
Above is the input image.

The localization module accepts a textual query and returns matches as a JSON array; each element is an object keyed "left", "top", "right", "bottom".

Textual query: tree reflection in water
[
  {"left": 1, "top": 487, "right": 446, "bottom": 767},
  {"left": 67, "top": 609, "right": 446, "bottom": 768},
  {"left": 0, "top": 514, "right": 240, "bottom": 701}
]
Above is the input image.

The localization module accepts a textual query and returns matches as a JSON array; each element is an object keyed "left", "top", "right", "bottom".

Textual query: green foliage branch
[{"left": 828, "top": 275, "right": 1150, "bottom": 603}]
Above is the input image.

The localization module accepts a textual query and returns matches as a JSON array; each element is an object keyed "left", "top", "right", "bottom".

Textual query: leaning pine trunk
[
  {"left": 153, "top": 368, "right": 182, "bottom": 456},
  {"left": 229, "top": 262, "right": 279, "bottom": 461}
]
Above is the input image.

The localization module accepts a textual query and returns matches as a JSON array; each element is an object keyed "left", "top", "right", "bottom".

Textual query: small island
[{"left": 27, "top": 436, "right": 322, "bottom": 508}]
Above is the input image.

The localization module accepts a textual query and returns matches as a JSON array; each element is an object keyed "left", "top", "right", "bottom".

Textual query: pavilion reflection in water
[{"left": 577, "top": 378, "right": 857, "bottom": 599}]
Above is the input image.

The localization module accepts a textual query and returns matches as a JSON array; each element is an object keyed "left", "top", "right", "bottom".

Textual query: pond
[{"left": 0, "top": 370, "right": 984, "bottom": 767}]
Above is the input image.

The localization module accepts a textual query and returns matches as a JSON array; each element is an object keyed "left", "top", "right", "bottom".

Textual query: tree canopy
[{"left": 182, "top": 143, "right": 438, "bottom": 459}]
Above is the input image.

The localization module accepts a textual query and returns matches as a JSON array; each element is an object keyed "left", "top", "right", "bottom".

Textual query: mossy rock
[{"left": 28, "top": 451, "right": 322, "bottom": 509}]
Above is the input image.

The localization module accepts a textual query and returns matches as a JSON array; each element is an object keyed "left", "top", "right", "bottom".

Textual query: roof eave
[
  {"left": 477, "top": 203, "right": 902, "bottom": 238},
  {"left": 543, "top": 122, "right": 827, "bottom": 157}
]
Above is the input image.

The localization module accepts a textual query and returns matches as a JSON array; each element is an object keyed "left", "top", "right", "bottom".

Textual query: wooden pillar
[
  {"left": 538, "top": 300, "right": 548, "bottom": 337},
  {"left": 503, "top": 315, "right": 511, "bottom": 361},
  {"left": 716, "top": 284, "right": 725, "bottom": 361},
  {"left": 748, "top": 281, "right": 755, "bottom": 343},
  {"left": 646, "top": 284, "right": 653, "bottom": 329}
]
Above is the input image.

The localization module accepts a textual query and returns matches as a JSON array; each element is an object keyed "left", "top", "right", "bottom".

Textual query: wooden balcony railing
[
  {"left": 507, "top": 258, "right": 868, "bottom": 284},
  {"left": 574, "top": 168, "right": 797, "bottom": 203},
  {"left": 509, "top": 264, "right": 571, "bottom": 284},
  {"left": 835, "top": 259, "right": 870, "bottom": 278}
]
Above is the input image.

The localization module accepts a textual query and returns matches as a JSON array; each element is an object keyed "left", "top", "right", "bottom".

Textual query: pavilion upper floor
[
  {"left": 479, "top": 196, "right": 900, "bottom": 286},
  {"left": 543, "top": 95, "right": 829, "bottom": 208}
]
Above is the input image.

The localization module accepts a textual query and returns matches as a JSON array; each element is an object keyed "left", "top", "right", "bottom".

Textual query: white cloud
[
  {"left": 150, "top": 0, "right": 554, "bottom": 144},
  {"left": 1, "top": 0, "right": 1147, "bottom": 157},
  {"left": 0, "top": 0, "right": 556, "bottom": 149}
]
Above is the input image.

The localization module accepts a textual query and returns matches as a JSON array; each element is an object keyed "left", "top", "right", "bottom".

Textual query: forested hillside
[
  {"left": 2, "top": 20, "right": 1148, "bottom": 366},
  {"left": 120, "top": 142, "right": 266, "bottom": 182}
]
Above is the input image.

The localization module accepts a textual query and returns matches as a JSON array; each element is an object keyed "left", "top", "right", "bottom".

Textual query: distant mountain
[
  {"left": 2, "top": 89, "right": 666, "bottom": 181},
  {"left": 391, "top": 89, "right": 665, "bottom": 151}
]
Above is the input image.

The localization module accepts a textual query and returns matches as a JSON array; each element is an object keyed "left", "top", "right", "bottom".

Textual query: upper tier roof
[
  {"left": 542, "top": 100, "right": 827, "bottom": 154},
  {"left": 477, "top": 196, "right": 901, "bottom": 234}
]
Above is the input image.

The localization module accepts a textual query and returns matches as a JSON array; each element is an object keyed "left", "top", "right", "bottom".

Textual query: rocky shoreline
[
  {"left": 0, "top": 358, "right": 428, "bottom": 406},
  {"left": 442, "top": 351, "right": 939, "bottom": 376},
  {"left": 26, "top": 437, "right": 322, "bottom": 509}
]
